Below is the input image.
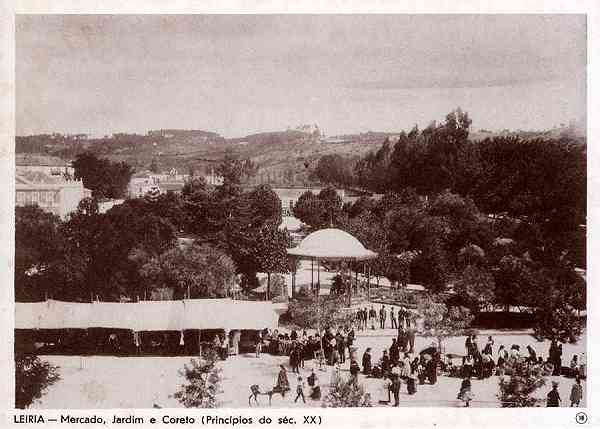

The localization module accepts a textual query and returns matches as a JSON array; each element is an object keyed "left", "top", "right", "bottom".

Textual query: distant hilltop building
[
  {"left": 16, "top": 153, "right": 74, "bottom": 177},
  {"left": 15, "top": 170, "right": 91, "bottom": 219}
]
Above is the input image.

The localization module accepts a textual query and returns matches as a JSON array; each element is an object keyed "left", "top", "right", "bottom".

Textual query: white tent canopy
[{"left": 15, "top": 299, "right": 281, "bottom": 331}]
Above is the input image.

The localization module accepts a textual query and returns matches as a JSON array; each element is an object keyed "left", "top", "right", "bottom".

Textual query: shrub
[
  {"left": 172, "top": 348, "right": 223, "bottom": 408},
  {"left": 322, "top": 376, "right": 372, "bottom": 408},
  {"left": 15, "top": 353, "right": 60, "bottom": 409},
  {"left": 497, "top": 375, "right": 546, "bottom": 407}
]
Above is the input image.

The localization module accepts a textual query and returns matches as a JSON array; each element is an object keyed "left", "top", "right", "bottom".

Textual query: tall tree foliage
[
  {"left": 72, "top": 152, "right": 134, "bottom": 199},
  {"left": 139, "top": 244, "right": 236, "bottom": 299}
]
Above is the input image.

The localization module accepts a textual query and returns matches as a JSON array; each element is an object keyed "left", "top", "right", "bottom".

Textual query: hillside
[{"left": 15, "top": 124, "right": 585, "bottom": 185}]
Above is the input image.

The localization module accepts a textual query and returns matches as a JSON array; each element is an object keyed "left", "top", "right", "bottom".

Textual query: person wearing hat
[{"left": 547, "top": 381, "right": 561, "bottom": 407}]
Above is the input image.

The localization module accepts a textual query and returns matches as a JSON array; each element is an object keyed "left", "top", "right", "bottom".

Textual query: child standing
[
  {"left": 295, "top": 376, "right": 306, "bottom": 403},
  {"left": 570, "top": 377, "right": 583, "bottom": 407}
]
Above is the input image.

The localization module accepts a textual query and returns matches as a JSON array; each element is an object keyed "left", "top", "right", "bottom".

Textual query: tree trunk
[{"left": 266, "top": 272, "right": 271, "bottom": 301}]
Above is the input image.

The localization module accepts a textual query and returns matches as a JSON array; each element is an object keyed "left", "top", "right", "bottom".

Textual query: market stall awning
[{"left": 15, "top": 299, "right": 281, "bottom": 331}]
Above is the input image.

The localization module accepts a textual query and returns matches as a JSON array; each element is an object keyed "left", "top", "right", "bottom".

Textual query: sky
[{"left": 16, "top": 15, "right": 586, "bottom": 138}]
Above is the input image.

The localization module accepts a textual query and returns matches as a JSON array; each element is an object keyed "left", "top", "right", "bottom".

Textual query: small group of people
[
  {"left": 355, "top": 305, "right": 413, "bottom": 331},
  {"left": 547, "top": 377, "right": 584, "bottom": 408},
  {"left": 273, "top": 364, "right": 322, "bottom": 403},
  {"left": 360, "top": 341, "right": 441, "bottom": 406}
]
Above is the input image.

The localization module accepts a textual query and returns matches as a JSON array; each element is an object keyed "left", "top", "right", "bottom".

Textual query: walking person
[
  {"left": 294, "top": 376, "right": 306, "bottom": 403},
  {"left": 390, "top": 307, "right": 397, "bottom": 329},
  {"left": 547, "top": 381, "right": 561, "bottom": 407},
  {"left": 570, "top": 377, "right": 583, "bottom": 407},
  {"left": 379, "top": 305, "right": 387, "bottom": 329}
]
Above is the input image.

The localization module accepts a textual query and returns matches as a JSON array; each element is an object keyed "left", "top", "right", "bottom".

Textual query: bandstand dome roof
[{"left": 287, "top": 228, "right": 377, "bottom": 260}]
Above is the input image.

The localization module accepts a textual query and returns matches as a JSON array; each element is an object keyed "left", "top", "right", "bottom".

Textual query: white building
[{"left": 15, "top": 171, "right": 91, "bottom": 219}]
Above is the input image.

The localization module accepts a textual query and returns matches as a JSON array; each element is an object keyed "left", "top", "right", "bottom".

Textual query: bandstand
[{"left": 286, "top": 228, "right": 378, "bottom": 306}]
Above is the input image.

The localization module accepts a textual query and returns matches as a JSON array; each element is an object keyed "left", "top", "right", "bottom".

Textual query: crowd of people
[{"left": 249, "top": 304, "right": 585, "bottom": 408}]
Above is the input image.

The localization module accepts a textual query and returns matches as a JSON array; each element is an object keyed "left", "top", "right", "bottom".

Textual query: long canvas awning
[{"left": 15, "top": 299, "right": 282, "bottom": 331}]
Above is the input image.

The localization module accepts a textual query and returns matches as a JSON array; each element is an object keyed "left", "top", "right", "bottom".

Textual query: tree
[
  {"left": 15, "top": 206, "right": 65, "bottom": 301},
  {"left": 498, "top": 375, "right": 546, "bottom": 407},
  {"left": 528, "top": 264, "right": 585, "bottom": 343},
  {"left": 72, "top": 152, "right": 134, "bottom": 199},
  {"left": 173, "top": 349, "right": 223, "bottom": 408},
  {"left": 322, "top": 376, "right": 372, "bottom": 408},
  {"left": 293, "top": 191, "right": 323, "bottom": 227},
  {"left": 311, "top": 154, "right": 354, "bottom": 187},
  {"left": 140, "top": 244, "right": 236, "bottom": 299},
  {"left": 493, "top": 255, "right": 532, "bottom": 312},
  {"left": 251, "top": 227, "right": 291, "bottom": 300},
  {"left": 454, "top": 265, "right": 495, "bottom": 312},
  {"left": 15, "top": 353, "right": 60, "bottom": 409},
  {"left": 248, "top": 184, "right": 282, "bottom": 228},
  {"left": 417, "top": 295, "right": 474, "bottom": 352}
]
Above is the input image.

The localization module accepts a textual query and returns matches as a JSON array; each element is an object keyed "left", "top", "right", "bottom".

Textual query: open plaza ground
[{"left": 32, "top": 328, "right": 586, "bottom": 409}]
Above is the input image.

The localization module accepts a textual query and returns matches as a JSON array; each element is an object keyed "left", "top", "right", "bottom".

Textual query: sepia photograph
[{"left": 13, "top": 14, "right": 587, "bottom": 411}]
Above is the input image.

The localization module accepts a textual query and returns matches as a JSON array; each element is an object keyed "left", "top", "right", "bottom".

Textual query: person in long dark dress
[
  {"left": 381, "top": 350, "right": 391, "bottom": 376},
  {"left": 362, "top": 348, "right": 372, "bottom": 375},
  {"left": 275, "top": 365, "right": 290, "bottom": 397},
  {"left": 308, "top": 369, "right": 321, "bottom": 400},
  {"left": 336, "top": 332, "right": 346, "bottom": 364},
  {"left": 407, "top": 371, "right": 417, "bottom": 395},
  {"left": 426, "top": 356, "right": 437, "bottom": 384},
  {"left": 465, "top": 335, "right": 473, "bottom": 356},
  {"left": 483, "top": 336, "right": 494, "bottom": 355},
  {"left": 390, "top": 338, "right": 400, "bottom": 364},
  {"left": 349, "top": 359, "right": 361, "bottom": 384}
]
